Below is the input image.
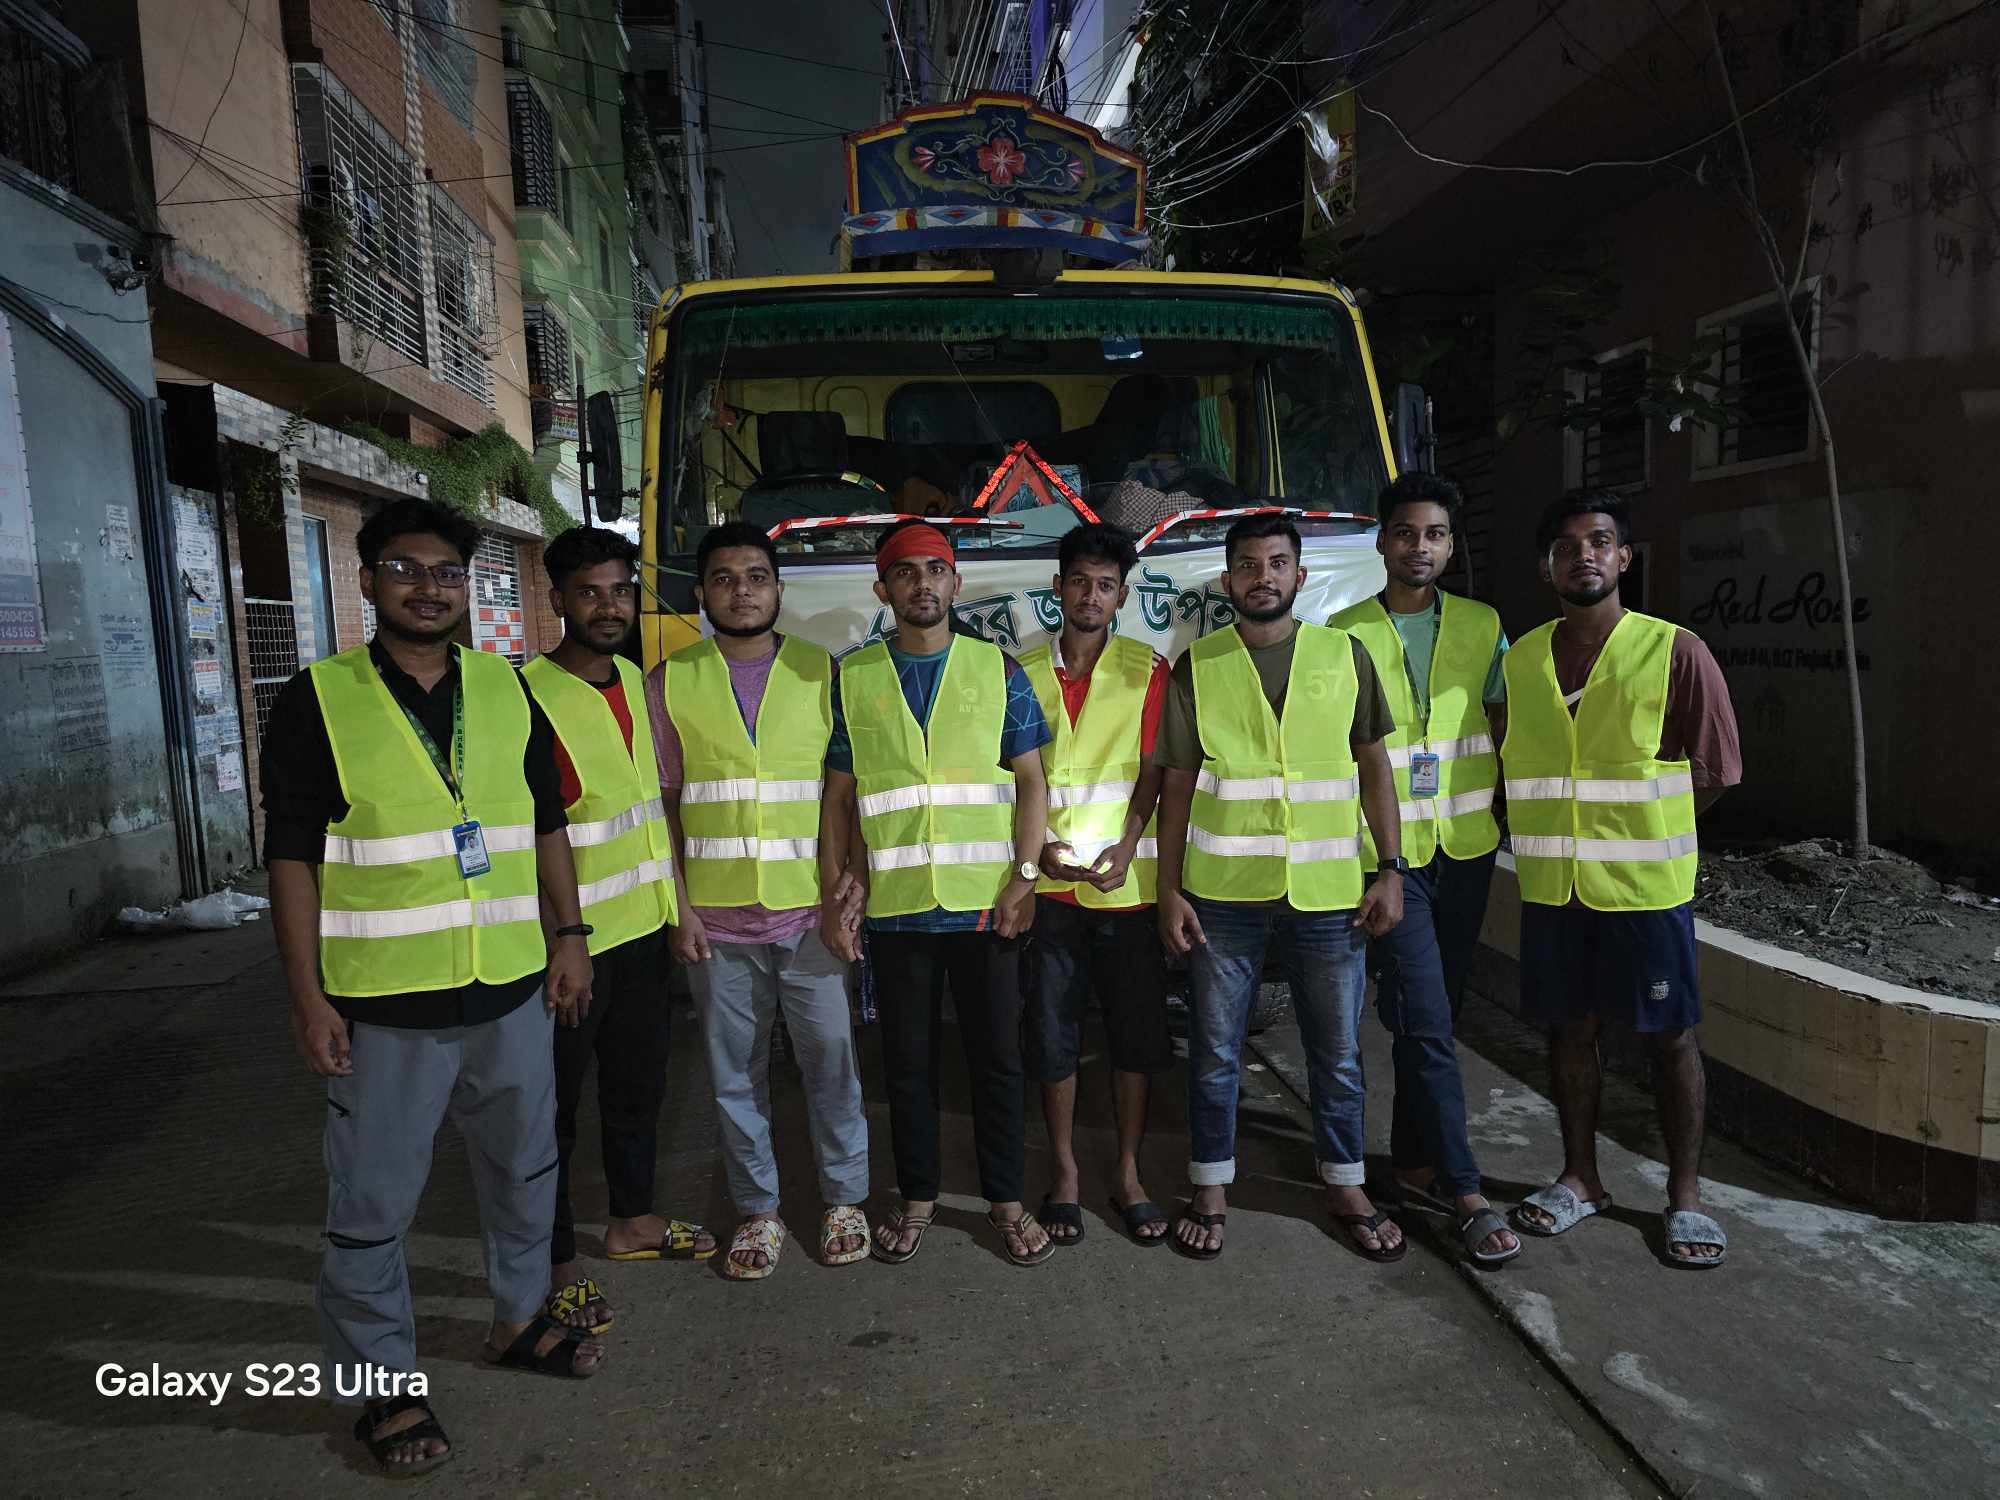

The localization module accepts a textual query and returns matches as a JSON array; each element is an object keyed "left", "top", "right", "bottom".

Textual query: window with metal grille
[
  {"left": 1565, "top": 346, "right": 1650, "bottom": 491},
  {"left": 414, "top": 0, "right": 476, "bottom": 131},
  {"left": 523, "top": 302, "right": 572, "bottom": 394},
  {"left": 245, "top": 598, "right": 300, "bottom": 747},
  {"left": 507, "top": 76, "right": 558, "bottom": 211},
  {"left": 428, "top": 186, "right": 497, "bottom": 406},
  {"left": 632, "top": 256, "right": 658, "bottom": 345},
  {"left": 501, "top": 26, "right": 524, "bottom": 66},
  {"left": 471, "top": 533, "right": 526, "bottom": 664},
  {"left": 294, "top": 65, "right": 429, "bottom": 369},
  {"left": 559, "top": 157, "right": 574, "bottom": 233},
  {"left": 1697, "top": 286, "right": 1818, "bottom": 471},
  {"left": 0, "top": 9, "right": 81, "bottom": 193}
]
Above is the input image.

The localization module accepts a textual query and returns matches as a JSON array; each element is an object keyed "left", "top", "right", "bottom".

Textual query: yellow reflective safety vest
[
  {"left": 844, "top": 636, "right": 1016, "bottom": 918},
  {"left": 1019, "top": 633, "right": 1158, "bottom": 907},
  {"left": 1328, "top": 593, "right": 1501, "bottom": 871},
  {"left": 311, "top": 644, "right": 544, "bottom": 997},
  {"left": 1182, "top": 623, "right": 1364, "bottom": 911},
  {"left": 522, "top": 653, "right": 676, "bottom": 952},
  {"left": 1500, "top": 611, "right": 1698, "bottom": 911},
  {"left": 662, "top": 634, "right": 832, "bottom": 911}
]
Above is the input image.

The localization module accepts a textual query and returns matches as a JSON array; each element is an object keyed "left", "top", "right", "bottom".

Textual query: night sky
[{"left": 702, "top": 1, "right": 886, "bottom": 276}]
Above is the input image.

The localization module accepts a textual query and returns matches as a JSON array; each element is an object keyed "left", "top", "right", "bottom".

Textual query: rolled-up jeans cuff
[
  {"left": 1317, "top": 1158, "right": 1367, "bottom": 1187},
  {"left": 1188, "top": 1158, "right": 1236, "bottom": 1187}
]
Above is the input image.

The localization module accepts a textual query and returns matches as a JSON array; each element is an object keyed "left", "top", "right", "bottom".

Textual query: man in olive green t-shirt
[{"left": 1153, "top": 514, "right": 1408, "bottom": 1264}]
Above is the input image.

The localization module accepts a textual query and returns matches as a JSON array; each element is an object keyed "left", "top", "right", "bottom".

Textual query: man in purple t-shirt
[{"left": 646, "top": 523, "right": 870, "bottom": 1280}]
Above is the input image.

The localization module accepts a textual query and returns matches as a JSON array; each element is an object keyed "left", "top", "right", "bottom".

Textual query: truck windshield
[{"left": 655, "top": 290, "right": 1387, "bottom": 557}]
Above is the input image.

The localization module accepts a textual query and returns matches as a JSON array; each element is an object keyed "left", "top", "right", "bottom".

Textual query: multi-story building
[
  {"left": 885, "top": 1, "right": 1142, "bottom": 131},
  {"left": 502, "top": 0, "right": 648, "bottom": 512},
  {"left": 625, "top": 2, "right": 733, "bottom": 283},
  {"left": 67, "top": 0, "right": 581, "bottom": 867}
]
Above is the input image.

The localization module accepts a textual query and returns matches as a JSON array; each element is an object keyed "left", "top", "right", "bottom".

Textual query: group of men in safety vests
[{"left": 265, "top": 473, "right": 1739, "bottom": 1477}]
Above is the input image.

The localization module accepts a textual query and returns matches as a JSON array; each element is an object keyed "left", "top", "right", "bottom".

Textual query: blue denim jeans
[
  {"left": 1185, "top": 894, "right": 1369, "bottom": 1187},
  {"left": 1372, "top": 850, "right": 1496, "bottom": 1197}
]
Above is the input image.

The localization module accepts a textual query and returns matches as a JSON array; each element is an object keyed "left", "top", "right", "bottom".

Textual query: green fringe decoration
[{"left": 679, "top": 295, "right": 1342, "bottom": 356}]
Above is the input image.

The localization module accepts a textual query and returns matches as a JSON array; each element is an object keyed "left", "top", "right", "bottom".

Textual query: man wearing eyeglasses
[{"left": 263, "top": 499, "right": 602, "bottom": 1478}]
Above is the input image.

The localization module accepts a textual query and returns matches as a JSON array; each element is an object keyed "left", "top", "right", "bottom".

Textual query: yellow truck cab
[{"left": 637, "top": 95, "right": 1414, "bottom": 664}]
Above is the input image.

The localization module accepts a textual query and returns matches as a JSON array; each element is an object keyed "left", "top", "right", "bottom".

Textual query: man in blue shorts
[{"left": 1499, "top": 491, "right": 1741, "bottom": 1268}]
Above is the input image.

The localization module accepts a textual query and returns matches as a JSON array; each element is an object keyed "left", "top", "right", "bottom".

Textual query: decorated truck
[{"left": 634, "top": 94, "right": 1426, "bottom": 665}]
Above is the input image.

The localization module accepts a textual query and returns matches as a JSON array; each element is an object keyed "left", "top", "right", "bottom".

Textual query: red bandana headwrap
[{"left": 875, "top": 522, "right": 955, "bottom": 576}]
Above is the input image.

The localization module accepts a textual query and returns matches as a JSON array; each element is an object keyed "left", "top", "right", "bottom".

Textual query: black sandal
[
  {"left": 484, "top": 1313, "right": 604, "bottom": 1378},
  {"left": 1331, "top": 1208, "right": 1407, "bottom": 1264},
  {"left": 1171, "top": 1206, "right": 1226, "bottom": 1261},
  {"left": 1112, "top": 1195, "right": 1169, "bottom": 1247},
  {"left": 354, "top": 1392, "right": 453, "bottom": 1478},
  {"left": 1039, "top": 1196, "right": 1084, "bottom": 1246}
]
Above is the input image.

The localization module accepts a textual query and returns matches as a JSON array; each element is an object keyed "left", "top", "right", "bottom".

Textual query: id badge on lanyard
[
  {"left": 1409, "top": 752, "right": 1441, "bottom": 798},
  {"left": 453, "top": 820, "right": 491, "bottom": 878}
]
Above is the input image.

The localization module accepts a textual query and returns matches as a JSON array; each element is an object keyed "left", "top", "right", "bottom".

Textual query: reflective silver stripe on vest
[
  {"left": 682, "top": 777, "right": 822, "bottom": 805},
  {"left": 1504, "top": 773, "right": 1694, "bottom": 804},
  {"left": 1054, "top": 834, "right": 1161, "bottom": 866},
  {"left": 858, "top": 782, "right": 1016, "bottom": 818},
  {"left": 1195, "top": 771, "right": 1355, "bottom": 803},
  {"left": 1288, "top": 836, "right": 1360, "bottom": 863},
  {"left": 681, "top": 777, "right": 756, "bottom": 805},
  {"left": 319, "top": 893, "right": 541, "bottom": 939},
  {"left": 867, "top": 839, "right": 1015, "bottom": 872},
  {"left": 577, "top": 859, "right": 669, "bottom": 909},
  {"left": 1186, "top": 826, "right": 1287, "bottom": 858},
  {"left": 1289, "top": 777, "right": 1358, "bottom": 803},
  {"left": 323, "top": 822, "right": 536, "bottom": 867},
  {"left": 1047, "top": 778, "right": 1136, "bottom": 809},
  {"left": 684, "top": 836, "right": 820, "bottom": 862},
  {"left": 1388, "top": 734, "right": 1494, "bottom": 769},
  {"left": 1398, "top": 788, "right": 1497, "bottom": 821},
  {"left": 565, "top": 797, "right": 666, "bottom": 848},
  {"left": 1510, "top": 832, "right": 1699, "bottom": 862}
]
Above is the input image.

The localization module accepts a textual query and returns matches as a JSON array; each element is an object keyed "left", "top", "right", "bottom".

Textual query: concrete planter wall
[{"left": 1471, "top": 855, "right": 2000, "bottom": 1222}]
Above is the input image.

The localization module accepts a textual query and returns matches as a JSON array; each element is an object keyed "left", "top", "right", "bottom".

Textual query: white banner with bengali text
[{"left": 763, "top": 535, "right": 1386, "bottom": 659}]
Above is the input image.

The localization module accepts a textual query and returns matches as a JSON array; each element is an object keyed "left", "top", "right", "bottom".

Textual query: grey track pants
[{"left": 318, "top": 992, "right": 556, "bottom": 1403}]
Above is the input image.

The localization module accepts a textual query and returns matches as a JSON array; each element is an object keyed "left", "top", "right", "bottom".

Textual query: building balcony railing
[{"left": 0, "top": 5, "right": 144, "bottom": 227}]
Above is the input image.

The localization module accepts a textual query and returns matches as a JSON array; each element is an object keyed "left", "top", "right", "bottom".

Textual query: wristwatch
[
  {"left": 1380, "top": 857, "right": 1412, "bottom": 876},
  {"left": 1016, "top": 859, "right": 1041, "bottom": 883},
  {"left": 553, "top": 923, "right": 594, "bottom": 940}
]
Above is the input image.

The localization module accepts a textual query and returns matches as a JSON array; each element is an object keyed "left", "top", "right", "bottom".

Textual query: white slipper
[{"left": 1510, "top": 1182, "right": 1611, "bottom": 1237}]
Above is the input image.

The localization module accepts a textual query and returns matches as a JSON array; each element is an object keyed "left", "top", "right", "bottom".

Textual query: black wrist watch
[
  {"left": 1381, "top": 857, "right": 1411, "bottom": 875},
  {"left": 554, "top": 923, "right": 594, "bottom": 940}
]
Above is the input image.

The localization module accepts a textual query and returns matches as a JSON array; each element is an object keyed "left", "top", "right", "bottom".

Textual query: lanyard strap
[
  {"left": 397, "top": 680, "right": 467, "bottom": 815},
  {"left": 1380, "top": 590, "right": 1442, "bottom": 727}
]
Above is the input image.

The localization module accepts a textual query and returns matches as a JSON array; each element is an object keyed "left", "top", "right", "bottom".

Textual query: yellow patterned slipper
[
  {"left": 821, "top": 1205, "right": 870, "bottom": 1267},
  {"left": 543, "top": 1277, "right": 614, "bottom": 1335},
  {"left": 606, "top": 1219, "right": 717, "bottom": 1262}
]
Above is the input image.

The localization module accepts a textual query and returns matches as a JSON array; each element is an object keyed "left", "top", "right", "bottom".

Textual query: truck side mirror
[
  {"left": 586, "top": 390, "right": 624, "bottom": 522},
  {"left": 1392, "top": 383, "right": 1436, "bottom": 475}
]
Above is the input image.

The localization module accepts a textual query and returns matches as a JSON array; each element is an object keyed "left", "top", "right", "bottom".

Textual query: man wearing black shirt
[{"left": 264, "top": 500, "right": 603, "bottom": 1477}]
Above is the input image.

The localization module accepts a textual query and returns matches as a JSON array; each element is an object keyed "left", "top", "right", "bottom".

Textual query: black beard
[
  {"left": 565, "top": 619, "right": 630, "bottom": 654},
  {"left": 708, "top": 606, "right": 779, "bottom": 639},
  {"left": 1233, "top": 588, "right": 1298, "bottom": 623},
  {"left": 896, "top": 602, "right": 947, "bottom": 628},
  {"left": 1556, "top": 577, "right": 1620, "bottom": 608}
]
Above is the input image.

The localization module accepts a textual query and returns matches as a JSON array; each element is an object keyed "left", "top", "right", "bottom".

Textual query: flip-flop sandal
[
  {"left": 606, "top": 1218, "right": 717, "bottom": 1262},
  {"left": 353, "top": 1393, "right": 453, "bottom": 1478},
  {"left": 1510, "top": 1183, "right": 1612, "bottom": 1238},
  {"left": 484, "top": 1314, "right": 603, "bottom": 1379},
  {"left": 1331, "top": 1209, "right": 1408, "bottom": 1263},
  {"left": 724, "top": 1217, "right": 786, "bottom": 1280},
  {"left": 1039, "top": 1196, "right": 1085, "bottom": 1246},
  {"left": 1663, "top": 1209, "right": 1728, "bottom": 1269},
  {"left": 1111, "top": 1195, "right": 1169, "bottom": 1247},
  {"left": 1170, "top": 1206, "right": 1226, "bottom": 1261},
  {"left": 989, "top": 1208, "right": 1057, "bottom": 1266},
  {"left": 1457, "top": 1206, "right": 1521, "bottom": 1267},
  {"left": 542, "top": 1276, "right": 614, "bottom": 1335},
  {"left": 821, "top": 1205, "right": 870, "bottom": 1267},
  {"left": 870, "top": 1207, "right": 935, "bottom": 1265}
]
